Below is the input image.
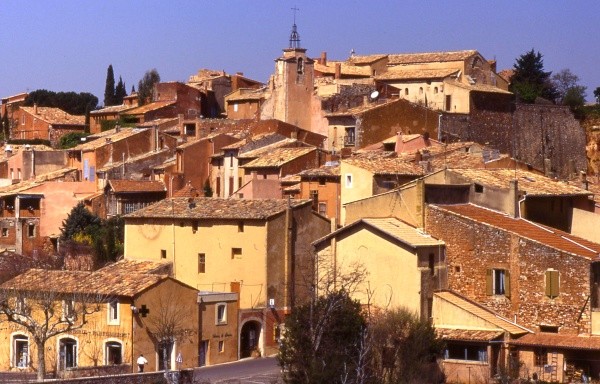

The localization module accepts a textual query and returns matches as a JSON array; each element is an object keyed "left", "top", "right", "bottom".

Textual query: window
[
  {"left": 434, "top": 87, "right": 439, "bottom": 94},
  {"left": 445, "top": 343, "right": 487, "bottom": 362},
  {"left": 319, "top": 178, "right": 326, "bottom": 186},
  {"left": 105, "top": 341, "right": 122, "bottom": 365},
  {"left": 429, "top": 253, "right": 435, "bottom": 275},
  {"left": 229, "top": 155, "right": 233, "bottom": 168},
  {"left": 12, "top": 335, "right": 29, "bottom": 368},
  {"left": 160, "top": 249, "right": 166, "bottom": 259},
  {"left": 419, "top": 87, "right": 423, "bottom": 95},
  {"left": 539, "top": 325, "right": 559, "bottom": 333},
  {"left": 344, "top": 127, "right": 355, "bottom": 146},
  {"left": 474, "top": 184, "right": 484, "bottom": 193},
  {"left": 63, "top": 300, "right": 76, "bottom": 321},
  {"left": 198, "top": 253, "right": 206, "bottom": 273},
  {"left": 27, "top": 224, "right": 35, "bottom": 238},
  {"left": 345, "top": 174, "right": 353, "bottom": 188},
  {"left": 192, "top": 221, "right": 198, "bottom": 233},
  {"left": 15, "top": 297, "right": 27, "bottom": 314},
  {"left": 238, "top": 222, "right": 244, "bottom": 232},
  {"left": 216, "top": 303, "right": 227, "bottom": 325},
  {"left": 59, "top": 338, "right": 77, "bottom": 368},
  {"left": 405, "top": 88, "right": 409, "bottom": 96},
  {"left": 486, "top": 269, "right": 510, "bottom": 297},
  {"left": 445, "top": 95, "right": 452, "bottom": 112},
  {"left": 233, "top": 103, "right": 238, "bottom": 112},
  {"left": 107, "top": 300, "right": 119, "bottom": 325},
  {"left": 534, "top": 349, "right": 548, "bottom": 366},
  {"left": 231, "top": 248, "right": 242, "bottom": 259},
  {"left": 318, "top": 202, "right": 327, "bottom": 216},
  {"left": 218, "top": 340, "right": 225, "bottom": 353},
  {"left": 2, "top": 228, "right": 8, "bottom": 237},
  {"left": 297, "top": 58, "right": 304, "bottom": 74},
  {"left": 545, "top": 269, "right": 559, "bottom": 298}
]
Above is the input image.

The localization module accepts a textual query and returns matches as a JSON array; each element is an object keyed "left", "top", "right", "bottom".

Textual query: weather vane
[{"left": 289, "top": 6, "right": 301, "bottom": 49}]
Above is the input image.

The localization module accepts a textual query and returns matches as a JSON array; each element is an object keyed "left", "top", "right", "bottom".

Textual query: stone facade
[{"left": 425, "top": 204, "right": 592, "bottom": 334}]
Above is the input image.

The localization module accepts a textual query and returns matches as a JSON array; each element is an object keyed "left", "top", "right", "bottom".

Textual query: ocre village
[{"left": 1, "top": 20, "right": 600, "bottom": 384}]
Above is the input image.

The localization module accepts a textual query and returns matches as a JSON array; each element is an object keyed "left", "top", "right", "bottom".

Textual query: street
[{"left": 192, "top": 356, "right": 282, "bottom": 384}]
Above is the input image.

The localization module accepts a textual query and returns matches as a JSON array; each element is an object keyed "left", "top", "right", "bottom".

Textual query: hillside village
[{"left": 1, "top": 23, "right": 600, "bottom": 383}]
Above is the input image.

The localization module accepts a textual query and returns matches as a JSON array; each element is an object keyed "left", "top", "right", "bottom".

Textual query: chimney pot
[
  {"left": 320, "top": 51, "right": 327, "bottom": 66},
  {"left": 335, "top": 63, "right": 341, "bottom": 80}
]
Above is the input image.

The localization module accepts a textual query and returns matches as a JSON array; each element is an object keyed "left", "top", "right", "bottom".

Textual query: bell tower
[{"left": 266, "top": 8, "right": 314, "bottom": 130}]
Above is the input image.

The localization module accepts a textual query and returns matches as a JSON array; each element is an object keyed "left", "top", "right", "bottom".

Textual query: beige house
[
  {"left": 123, "top": 197, "right": 331, "bottom": 357},
  {"left": 313, "top": 217, "right": 445, "bottom": 318}
]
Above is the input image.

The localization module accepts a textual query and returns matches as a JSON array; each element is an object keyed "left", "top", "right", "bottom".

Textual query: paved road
[{"left": 192, "top": 356, "right": 282, "bottom": 384}]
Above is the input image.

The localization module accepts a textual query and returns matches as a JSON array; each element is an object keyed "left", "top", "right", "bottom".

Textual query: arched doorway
[{"left": 240, "top": 320, "right": 261, "bottom": 358}]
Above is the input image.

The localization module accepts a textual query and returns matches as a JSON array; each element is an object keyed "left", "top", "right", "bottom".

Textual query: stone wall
[
  {"left": 440, "top": 93, "right": 587, "bottom": 179},
  {"left": 426, "top": 205, "right": 591, "bottom": 334}
]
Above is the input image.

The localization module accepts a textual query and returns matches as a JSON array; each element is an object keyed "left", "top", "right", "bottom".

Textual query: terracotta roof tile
[
  {"left": 90, "top": 104, "right": 135, "bottom": 115},
  {"left": 437, "top": 328, "right": 504, "bottom": 342},
  {"left": 72, "top": 128, "right": 145, "bottom": 151},
  {"left": 363, "top": 218, "right": 444, "bottom": 247},
  {"left": 241, "top": 147, "right": 315, "bottom": 168},
  {"left": 108, "top": 180, "right": 166, "bottom": 193},
  {"left": 125, "top": 197, "right": 311, "bottom": 220},
  {"left": 0, "top": 268, "right": 168, "bottom": 297},
  {"left": 448, "top": 169, "right": 592, "bottom": 196},
  {"left": 434, "top": 204, "right": 600, "bottom": 259},
  {"left": 509, "top": 333, "right": 600, "bottom": 350},
  {"left": 347, "top": 54, "right": 388, "bottom": 65},
  {"left": 325, "top": 99, "right": 399, "bottom": 117},
  {"left": 343, "top": 155, "right": 423, "bottom": 176},
  {"left": 387, "top": 50, "right": 478, "bottom": 65},
  {"left": 121, "top": 100, "right": 176, "bottom": 115},
  {"left": 173, "top": 182, "right": 201, "bottom": 198},
  {"left": 314, "top": 62, "right": 373, "bottom": 77},
  {"left": 21, "top": 107, "right": 85, "bottom": 126},
  {"left": 376, "top": 68, "right": 459, "bottom": 81},
  {"left": 298, "top": 163, "right": 340, "bottom": 178},
  {"left": 446, "top": 79, "right": 512, "bottom": 94}
]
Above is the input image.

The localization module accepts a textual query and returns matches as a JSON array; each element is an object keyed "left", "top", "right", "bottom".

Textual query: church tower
[{"left": 264, "top": 13, "right": 315, "bottom": 130}]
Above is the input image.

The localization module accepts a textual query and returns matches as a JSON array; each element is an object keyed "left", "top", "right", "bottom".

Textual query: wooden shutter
[
  {"left": 504, "top": 270, "right": 511, "bottom": 298},
  {"left": 546, "top": 270, "right": 559, "bottom": 298},
  {"left": 486, "top": 269, "right": 493, "bottom": 296}
]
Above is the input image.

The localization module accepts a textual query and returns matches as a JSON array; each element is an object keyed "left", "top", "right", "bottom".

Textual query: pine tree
[
  {"left": 104, "top": 64, "right": 116, "bottom": 106},
  {"left": 509, "top": 49, "right": 558, "bottom": 103},
  {"left": 59, "top": 202, "right": 101, "bottom": 240},
  {"left": 137, "top": 69, "right": 161, "bottom": 106},
  {"left": 115, "top": 76, "right": 127, "bottom": 105},
  {"left": 131, "top": 85, "right": 136, "bottom": 94}
]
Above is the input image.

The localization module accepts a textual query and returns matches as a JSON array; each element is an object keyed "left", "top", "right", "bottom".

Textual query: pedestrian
[{"left": 137, "top": 353, "right": 148, "bottom": 372}]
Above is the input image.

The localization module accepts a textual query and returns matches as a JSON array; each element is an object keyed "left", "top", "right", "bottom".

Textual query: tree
[
  {"left": 25, "top": 90, "right": 98, "bottom": 116},
  {"left": 509, "top": 49, "right": 558, "bottom": 103},
  {"left": 58, "top": 131, "right": 89, "bottom": 149},
  {"left": 0, "top": 277, "right": 108, "bottom": 381},
  {"left": 60, "top": 202, "right": 101, "bottom": 241},
  {"left": 279, "top": 290, "right": 367, "bottom": 384},
  {"left": 552, "top": 69, "right": 581, "bottom": 104},
  {"left": 104, "top": 64, "right": 116, "bottom": 107},
  {"left": 203, "top": 179, "right": 213, "bottom": 197},
  {"left": 137, "top": 69, "right": 161, "bottom": 106},
  {"left": 115, "top": 76, "right": 127, "bottom": 105},
  {"left": 594, "top": 87, "right": 600, "bottom": 104},
  {"left": 563, "top": 85, "right": 587, "bottom": 112},
  {"left": 368, "top": 308, "right": 445, "bottom": 384},
  {"left": 1, "top": 112, "right": 9, "bottom": 140}
]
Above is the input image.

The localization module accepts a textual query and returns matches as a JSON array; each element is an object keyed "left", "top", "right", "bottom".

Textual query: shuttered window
[
  {"left": 545, "top": 269, "right": 559, "bottom": 298},
  {"left": 486, "top": 269, "right": 510, "bottom": 297}
]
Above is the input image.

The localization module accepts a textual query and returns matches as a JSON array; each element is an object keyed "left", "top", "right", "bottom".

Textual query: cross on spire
[{"left": 289, "top": 6, "right": 301, "bottom": 49}]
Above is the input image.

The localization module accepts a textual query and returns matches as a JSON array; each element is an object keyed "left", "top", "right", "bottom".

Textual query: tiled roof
[
  {"left": 173, "top": 182, "right": 201, "bottom": 198},
  {"left": 314, "top": 62, "right": 373, "bottom": 77},
  {"left": 387, "top": 50, "right": 478, "bottom": 65},
  {"left": 343, "top": 156, "right": 423, "bottom": 176},
  {"left": 437, "top": 328, "right": 504, "bottom": 342},
  {"left": 108, "top": 180, "right": 166, "bottom": 193},
  {"left": 221, "top": 132, "right": 287, "bottom": 151},
  {"left": 100, "top": 259, "right": 172, "bottom": 275},
  {"left": 241, "top": 147, "right": 315, "bottom": 168},
  {"left": 363, "top": 218, "right": 444, "bottom": 247},
  {"left": 446, "top": 79, "right": 512, "bottom": 94},
  {"left": 90, "top": 104, "right": 135, "bottom": 115},
  {"left": 325, "top": 99, "right": 399, "bottom": 117},
  {"left": 97, "top": 149, "right": 170, "bottom": 173},
  {"left": 121, "top": 100, "right": 176, "bottom": 115},
  {"left": 226, "top": 88, "right": 266, "bottom": 102},
  {"left": 434, "top": 291, "right": 530, "bottom": 335},
  {"left": 125, "top": 197, "right": 311, "bottom": 220},
  {"left": 347, "top": 54, "right": 388, "bottom": 65},
  {"left": 298, "top": 163, "right": 340, "bottom": 178},
  {"left": 314, "top": 217, "right": 444, "bottom": 250},
  {"left": 435, "top": 204, "right": 600, "bottom": 259},
  {"left": 0, "top": 268, "right": 167, "bottom": 297},
  {"left": 21, "top": 107, "right": 85, "bottom": 126},
  {"left": 136, "top": 117, "right": 179, "bottom": 128},
  {"left": 449, "top": 169, "right": 592, "bottom": 196},
  {"left": 429, "top": 148, "right": 510, "bottom": 169},
  {"left": 237, "top": 138, "right": 299, "bottom": 159},
  {"left": 376, "top": 68, "right": 459, "bottom": 81},
  {"left": 280, "top": 174, "right": 301, "bottom": 184},
  {"left": 498, "top": 69, "right": 514, "bottom": 83},
  {"left": 509, "top": 333, "right": 600, "bottom": 351},
  {"left": 72, "top": 128, "right": 144, "bottom": 151}
]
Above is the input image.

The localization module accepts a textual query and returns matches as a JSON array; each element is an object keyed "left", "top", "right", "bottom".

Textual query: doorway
[
  {"left": 240, "top": 321, "right": 261, "bottom": 358},
  {"left": 59, "top": 338, "right": 77, "bottom": 369}
]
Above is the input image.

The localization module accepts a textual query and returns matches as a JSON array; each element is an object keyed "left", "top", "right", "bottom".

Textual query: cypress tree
[
  {"left": 104, "top": 64, "right": 116, "bottom": 106},
  {"left": 115, "top": 76, "right": 127, "bottom": 105}
]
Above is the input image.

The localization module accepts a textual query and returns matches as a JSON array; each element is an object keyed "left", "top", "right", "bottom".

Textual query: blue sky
[{"left": 1, "top": 1, "right": 599, "bottom": 104}]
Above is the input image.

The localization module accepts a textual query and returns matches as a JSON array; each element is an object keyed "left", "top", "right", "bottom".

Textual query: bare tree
[
  {"left": 143, "top": 290, "right": 196, "bottom": 382},
  {"left": 0, "top": 287, "right": 109, "bottom": 381}
]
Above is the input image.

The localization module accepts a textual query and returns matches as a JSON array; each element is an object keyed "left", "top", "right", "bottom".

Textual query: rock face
[{"left": 583, "top": 116, "right": 600, "bottom": 175}]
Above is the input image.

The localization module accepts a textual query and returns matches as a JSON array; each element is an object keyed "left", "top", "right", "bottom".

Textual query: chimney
[
  {"left": 320, "top": 51, "right": 327, "bottom": 66},
  {"left": 395, "top": 132, "right": 404, "bottom": 154},
  {"left": 581, "top": 171, "right": 589, "bottom": 190},
  {"left": 335, "top": 63, "right": 341, "bottom": 79},
  {"left": 509, "top": 179, "right": 519, "bottom": 218},
  {"left": 236, "top": 72, "right": 244, "bottom": 77},
  {"left": 34, "top": 104, "right": 38, "bottom": 114}
]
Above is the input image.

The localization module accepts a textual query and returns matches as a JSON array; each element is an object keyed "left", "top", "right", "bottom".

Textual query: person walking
[{"left": 137, "top": 354, "right": 148, "bottom": 372}]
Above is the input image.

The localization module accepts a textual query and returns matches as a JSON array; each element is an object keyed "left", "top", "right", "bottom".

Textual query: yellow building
[
  {"left": 313, "top": 217, "right": 445, "bottom": 318},
  {"left": 0, "top": 260, "right": 207, "bottom": 378},
  {"left": 124, "top": 197, "right": 331, "bottom": 357}
]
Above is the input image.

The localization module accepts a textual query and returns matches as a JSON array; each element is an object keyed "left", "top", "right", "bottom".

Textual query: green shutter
[
  {"left": 504, "top": 270, "right": 511, "bottom": 298},
  {"left": 546, "top": 270, "right": 559, "bottom": 298},
  {"left": 486, "top": 269, "right": 493, "bottom": 296}
]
